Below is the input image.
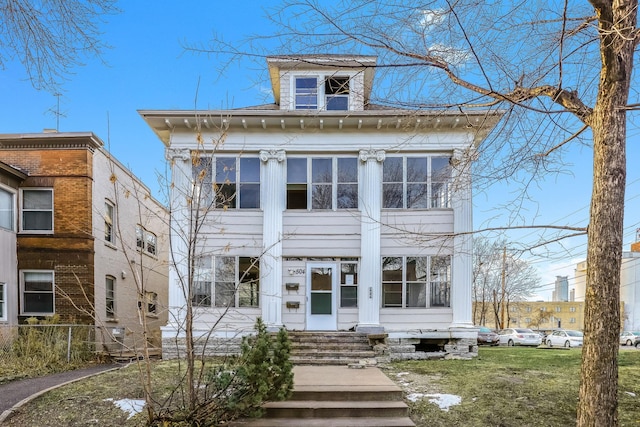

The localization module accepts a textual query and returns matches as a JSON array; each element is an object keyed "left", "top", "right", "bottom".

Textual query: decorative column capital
[
  {"left": 165, "top": 148, "right": 191, "bottom": 162},
  {"left": 260, "top": 149, "right": 286, "bottom": 163},
  {"left": 359, "top": 149, "right": 385, "bottom": 163}
]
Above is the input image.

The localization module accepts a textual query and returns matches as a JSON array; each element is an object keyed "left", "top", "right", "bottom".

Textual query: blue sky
[{"left": 2, "top": 1, "right": 639, "bottom": 301}]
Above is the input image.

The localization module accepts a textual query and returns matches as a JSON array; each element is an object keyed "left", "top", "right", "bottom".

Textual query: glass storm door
[{"left": 306, "top": 263, "right": 337, "bottom": 330}]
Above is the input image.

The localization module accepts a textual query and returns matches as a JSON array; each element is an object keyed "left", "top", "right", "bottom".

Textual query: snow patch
[
  {"left": 104, "top": 398, "right": 145, "bottom": 419},
  {"left": 407, "top": 393, "right": 462, "bottom": 411}
]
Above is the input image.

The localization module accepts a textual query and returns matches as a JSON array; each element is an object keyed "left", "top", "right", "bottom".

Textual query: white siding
[
  {"left": 196, "top": 211, "right": 264, "bottom": 255},
  {"left": 381, "top": 210, "right": 454, "bottom": 255},
  {"left": 283, "top": 211, "right": 361, "bottom": 257},
  {"left": 380, "top": 308, "right": 453, "bottom": 331}
]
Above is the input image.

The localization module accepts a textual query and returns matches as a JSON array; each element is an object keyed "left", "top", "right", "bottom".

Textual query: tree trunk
[{"left": 577, "top": 3, "right": 635, "bottom": 425}]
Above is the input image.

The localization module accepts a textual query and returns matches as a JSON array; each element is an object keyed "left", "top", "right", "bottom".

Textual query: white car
[
  {"left": 619, "top": 331, "right": 640, "bottom": 347},
  {"left": 498, "top": 328, "right": 542, "bottom": 346},
  {"left": 546, "top": 329, "right": 584, "bottom": 348}
]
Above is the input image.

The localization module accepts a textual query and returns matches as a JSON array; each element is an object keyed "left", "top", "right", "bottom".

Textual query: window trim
[
  {"left": 0, "top": 185, "right": 16, "bottom": 232},
  {"left": 19, "top": 188, "right": 54, "bottom": 233},
  {"left": 20, "top": 270, "right": 55, "bottom": 316}
]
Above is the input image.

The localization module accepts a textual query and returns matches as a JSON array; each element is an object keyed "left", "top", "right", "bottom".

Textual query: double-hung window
[
  {"left": 383, "top": 156, "right": 452, "bottom": 209},
  {"left": 21, "top": 271, "right": 54, "bottom": 315},
  {"left": 192, "top": 256, "right": 260, "bottom": 308},
  {"left": 295, "top": 77, "right": 318, "bottom": 110},
  {"left": 0, "top": 282, "right": 5, "bottom": 321},
  {"left": 382, "top": 256, "right": 450, "bottom": 308},
  {"left": 287, "top": 157, "right": 358, "bottom": 210},
  {"left": 0, "top": 187, "right": 14, "bottom": 231},
  {"left": 136, "top": 225, "right": 157, "bottom": 256},
  {"left": 105, "top": 276, "right": 115, "bottom": 318},
  {"left": 21, "top": 188, "right": 53, "bottom": 232},
  {"left": 105, "top": 201, "right": 115, "bottom": 245}
]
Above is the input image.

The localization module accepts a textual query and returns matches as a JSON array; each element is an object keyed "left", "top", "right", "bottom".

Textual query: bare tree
[
  {"left": 0, "top": 0, "right": 118, "bottom": 92},
  {"left": 194, "top": 1, "right": 637, "bottom": 424},
  {"left": 473, "top": 237, "right": 541, "bottom": 328}
]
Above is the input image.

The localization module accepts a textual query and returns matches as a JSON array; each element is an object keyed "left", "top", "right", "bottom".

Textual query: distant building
[
  {"left": 552, "top": 275, "right": 569, "bottom": 302},
  {"left": 0, "top": 132, "right": 169, "bottom": 353},
  {"left": 473, "top": 300, "right": 590, "bottom": 331},
  {"left": 574, "top": 232, "right": 640, "bottom": 330}
]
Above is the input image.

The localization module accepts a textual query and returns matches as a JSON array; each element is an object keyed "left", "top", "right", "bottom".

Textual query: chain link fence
[{"left": 0, "top": 323, "right": 100, "bottom": 382}]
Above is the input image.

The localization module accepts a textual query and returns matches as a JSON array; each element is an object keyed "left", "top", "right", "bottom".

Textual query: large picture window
[
  {"left": 287, "top": 157, "right": 358, "bottom": 210},
  {"left": 21, "top": 189, "right": 53, "bottom": 232},
  {"left": 383, "top": 156, "right": 451, "bottom": 209},
  {"left": 382, "top": 256, "right": 450, "bottom": 308},
  {"left": 192, "top": 256, "right": 260, "bottom": 308},
  {"left": 21, "top": 271, "right": 54, "bottom": 315},
  {"left": 0, "top": 187, "right": 14, "bottom": 231}
]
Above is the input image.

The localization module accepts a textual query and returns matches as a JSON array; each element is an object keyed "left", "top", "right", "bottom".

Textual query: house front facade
[
  {"left": 141, "top": 55, "right": 501, "bottom": 358},
  {"left": 0, "top": 132, "right": 169, "bottom": 353}
]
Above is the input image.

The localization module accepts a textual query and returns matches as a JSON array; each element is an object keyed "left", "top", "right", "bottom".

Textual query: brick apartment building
[{"left": 0, "top": 132, "right": 169, "bottom": 352}]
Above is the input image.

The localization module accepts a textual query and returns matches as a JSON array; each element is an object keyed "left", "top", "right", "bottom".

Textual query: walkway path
[{"left": 0, "top": 364, "right": 119, "bottom": 423}]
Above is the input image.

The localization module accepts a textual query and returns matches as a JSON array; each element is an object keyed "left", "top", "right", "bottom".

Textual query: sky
[{"left": 2, "top": 1, "right": 640, "bottom": 302}]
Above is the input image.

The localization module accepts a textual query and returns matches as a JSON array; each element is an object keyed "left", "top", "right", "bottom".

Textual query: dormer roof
[{"left": 266, "top": 54, "right": 377, "bottom": 106}]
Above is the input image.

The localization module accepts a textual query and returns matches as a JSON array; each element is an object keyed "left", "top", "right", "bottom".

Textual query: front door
[{"left": 306, "top": 262, "right": 337, "bottom": 330}]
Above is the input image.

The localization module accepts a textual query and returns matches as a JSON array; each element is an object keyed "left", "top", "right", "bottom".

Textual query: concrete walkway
[{"left": 0, "top": 364, "right": 119, "bottom": 423}]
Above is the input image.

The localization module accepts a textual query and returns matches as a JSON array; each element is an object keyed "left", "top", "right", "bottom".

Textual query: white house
[{"left": 141, "top": 55, "right": 502, "bottom": 358}]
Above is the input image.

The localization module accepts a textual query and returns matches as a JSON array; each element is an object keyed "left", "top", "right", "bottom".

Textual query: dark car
[{"left": 477, "top": 326, "right": 500, "bottom": 346}]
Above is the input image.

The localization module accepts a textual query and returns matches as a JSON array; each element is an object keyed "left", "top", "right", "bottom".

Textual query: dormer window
[
  {"left": 325, "top": 77, "right": 349, "bottom": 110},
  {"left": 294, "top": 76, "right": 350, "bottom": 111}
]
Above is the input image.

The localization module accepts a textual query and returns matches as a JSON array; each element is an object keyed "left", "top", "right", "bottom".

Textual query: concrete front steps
[
  {"left": 232, "top": 365, "right": 415, "bottom": 427},
  {"left": 288, "top": 331, "right": 377, "bottom": 365}
]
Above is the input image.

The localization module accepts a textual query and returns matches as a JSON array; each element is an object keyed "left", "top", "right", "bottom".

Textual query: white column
[
  {"left": 451, "top": 148, "right": 474, "bottom": 327},
  {"left": 163, "top": 148, "right": 191, "bottom": 338},
  {"left": 260, "top": 149, "right": 286, "bottom": 330},
  {"left": 357, "top": 149, "right": 385, "bottom": 333}
]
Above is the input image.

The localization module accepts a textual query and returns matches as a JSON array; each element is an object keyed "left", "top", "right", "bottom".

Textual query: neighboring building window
[
  {"left": 0, "top": 187, "right": 14, "bottom": 231},
  {"left": 105, "top": 201, "right": 115, "bottom": 244},
  {"left": 570, "top": 306, "right": 576, "bottom": 312},
  {"left": 526, "top": 306, "right": 532, "bottom": 312},
  {"left": 214, "top": 157, "right": 260, "bottom": 209},
  {"left": 383, "top": 156, "right": 451, "bottom": 209},
  {"left": 555, "top": 306, "right": 561, "bottom": 312},
  {"left": 287, "top": 157, "right": 358, "bottom": 210},
  {"left": 525, "top": 317, "right": 531, "bottom": 323},
  {"left": 0, "top": 282, "right": 5, "bottom": 321},
  {"left": 339, "top": 261, "right": 358, "bottom": 308},
  {"left": 21, "top": 271, "right": 54, "bottom": 315},
  {"left": 21, "top": 189, "right": 53, "bottom": 232},
  {"left": 510, "top": 306, "right": 518, "bottom": 312},
  {"left": 136, "top": 226, "right": 157, "bottom": 256},
  {"left": 105, "top": 276, "right": 115, "bottom": 318},
  {"left": 540, "top": 307, "right": 547, "bottom": 312},
  {"left": 382, "top": 256, "right": 449, "bottom": 308},
  {"left": 295, "top": 77, "right": 319, "bottom": 110},
  {"left": 570, "top": 317, "right": 576, "bottom": 323},
  {"left": 192, "top": 256, "right": 260, "bottom": 308},
  {"left": 138, "top": 291, "right": 158, "bottom": 315}
]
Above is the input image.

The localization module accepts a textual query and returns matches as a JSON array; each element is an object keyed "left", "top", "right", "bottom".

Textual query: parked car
[
  {"left": 477, "top": 326, "right": 500, "bottom": 346},
  {"left": 546, "top": 329, "right": 584, "bottom": 348},
  {"left": 619, "top": 331, "right": 640, "bottom": 347},
  {"left": 498, "top": 328, "right": 542, "bottom": 347}
]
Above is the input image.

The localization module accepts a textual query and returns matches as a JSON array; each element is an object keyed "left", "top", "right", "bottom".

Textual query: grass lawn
[
  {"left": 4, "top": 347, "right": 640, "bottom": 426},
  {"left": 385, "top": 346, "right": 640, "bottom": 427}
]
